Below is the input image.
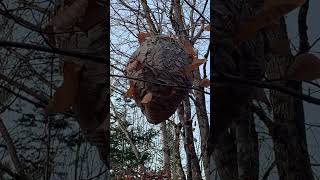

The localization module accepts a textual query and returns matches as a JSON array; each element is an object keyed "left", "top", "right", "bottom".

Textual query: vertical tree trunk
[
  {"left": 171, "top": 123, "right": 186, "bottom": 180},
  {"left": 210, "top": 0, "right": 238, "bottom": 179},
  {"left": 193, "top": 68, "right": 210, "bottom": 179},
  {"left": 161, "top": 122, "right": 172, "bottom": 178},
  {"left": 211, "top": 131, "right": 238, "bottom": 180},
  {"left": 235, "top": 110, "right": 259, "bottom": 180},
  {"left": 178, "top": 99, "right": 202, "bottom": 180},
  {"left": 173, "top": 123, "right": 186, "bottom": 180},
  {"left": 211, "top": 0, "right": 265, "bottom": 179},
  {"left": 266, "top": 17, "right": 314, "bottom": 180}
]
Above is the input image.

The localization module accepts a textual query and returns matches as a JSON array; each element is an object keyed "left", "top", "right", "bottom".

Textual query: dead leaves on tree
[
  {"left": 141, "top": 92, "right": 153, "bottom": 104},
  {"left": 124, "top": 60, "right": 144, "bottom": 72},
  {"left": 270, "top": 39, "right": 291, "bottom": 56},
  {"left": 286, "top": 53, "right": 320, "bottom": 81},
  {"left": 45, "top": 61, "right": 82, "bottom": 113},
  {"left": 184, "top": 59, "right": 206, "bottom": 73},
  {"left": 124, "top": 61, "right": 139, "bottom": 72},
  {"left": 235, "top": 0, "right": 305, "bottom": 43},
  {"left": 179, "top": 39, "right": 207, "bottom": 74},
  {"left": 204, "top": 25, "right": 210, "bottom": 31},
  {"left": 181, "top": 39, "right": 197, "bottom": 57},
  {"left": 137, "top": 32, "right": 151, "bottom": 44},
  {"left": 51, "top": 0, "right": 88, "bottom": 31},
  {"left": 199, "top": 78, "right": 211, "bottom": 87},
  {"left": 124, "top": 80, "right": 137, "bottom": 99}
]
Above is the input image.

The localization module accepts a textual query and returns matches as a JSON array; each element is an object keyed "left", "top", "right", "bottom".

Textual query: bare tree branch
[
  {"left": 0, "top": 161, "right": 30, "bottom": 180},
  {"left": 182, "top": 0, "right": 209, "bottom": 23},
  {"left": 0, "top": 117, "right": 23, "bottom": 172},
  {"left": 213, "top": 74, "right": 320, "bottom": 106},
  {"left": 0, "top": 41, "right": 106, "bottom": 64},
  {"left": 140, "top": 0, "right": 158, "bottom": 33}
]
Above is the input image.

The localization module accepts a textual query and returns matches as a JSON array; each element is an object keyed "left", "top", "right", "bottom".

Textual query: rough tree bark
[
  {"left": 265, "top": 11, "right": 315, "bottom": 180},
  {"left": 235, "top": 109, "right": 259, "bottom": 180},
  {"left": 160, "top": 122, "right": 172, "bottom": 178},
  {"left": 193, "top": 68, "right": 210, "bottom": 179},
  {"left": 178, "top": 99, "right": 202, "bottom": 180},
  {"left": 211, "top": 0, "right": 266, "bottom": 179},
  {"left": 173, "top": 123, "right": 186, "bottom": 180}
]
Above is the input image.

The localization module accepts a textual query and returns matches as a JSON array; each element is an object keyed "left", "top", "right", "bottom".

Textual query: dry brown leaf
[
  {"left": 52, "top": 0, "right": 88, "bottom": 31},
  {"left": 141, "top": 92, "right": 153, "bottom": 104},
  {"left": 182, "top": 39, "right": 196, "bottom": 57},
  {"left": 286, "top": 53, "right": 320, "bottom": 80},
  {"left": 204, "top": 25, "right": 210, "bottom": 31},
  {"left": 125, "top": 61, "right": 139, "bottom": 72},
  {"left": 199, "top": 78, "right": 211, "bottom": 87},
  {"left": 235, "top": 0, "right": 305, "bottom": 42},
  {"left": 137, "top": 32, "right": 150, "bottom": 44},
  {"left": 264, "top": 0, "right": 305, "bottom": 9},
  {"left": 184, "top": 59, "right": 206, "bottom": 73},
  {"left": 270, "top": 39, "right": 291, "bottom": 56},
  {"left": 79, "top": 0, "right": 105, "bottom": 31},
  {"left": 124, "top": 80, "right": 136, "bottom": 99},
  {"left": 45, "top": 61, "right": 82, "bottom": 113}
]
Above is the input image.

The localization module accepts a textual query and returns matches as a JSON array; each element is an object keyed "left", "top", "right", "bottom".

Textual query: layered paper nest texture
[{"left": 125, "top": 36, "right": 193, "bottom": 124}]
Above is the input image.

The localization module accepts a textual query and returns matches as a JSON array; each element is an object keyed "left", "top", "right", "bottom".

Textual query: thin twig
[
  {"left": 214, "top": 74, "right": 320, "bottom": 105},
  {"left": 182, "top": 0, "right": 209, "bottom": 23}
]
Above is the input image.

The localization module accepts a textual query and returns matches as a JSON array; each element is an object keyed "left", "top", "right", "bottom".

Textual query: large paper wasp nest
[{"left": 124, "top": 36, "right": 193, "bottom": 124}]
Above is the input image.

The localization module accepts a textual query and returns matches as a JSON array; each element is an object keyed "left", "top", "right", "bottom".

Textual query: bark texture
[
  {"left": 178, "top": 99, "right": 202, "bottom": 180},
  {"left": 173, "top": 123, "right": 186, "bottom": 180},
  {"left": 193, "top": 68, "right": 210, "bottom": 179},
  {"left": 235, "top": 110, "right": 259, "bottom": 180},
  {"left": 211, "top": 0, "right": 266, "bottom": 179},
  {"left": 161, "top": 122, "right": 172, "bottom": 179},
  {"left": 266, "top": 17, "right": 315, "bottom": 180}
]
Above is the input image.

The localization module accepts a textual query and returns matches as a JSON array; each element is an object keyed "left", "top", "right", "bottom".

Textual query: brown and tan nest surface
[{"left": 124, "top": 35, "right": 193, "bottom": 124}]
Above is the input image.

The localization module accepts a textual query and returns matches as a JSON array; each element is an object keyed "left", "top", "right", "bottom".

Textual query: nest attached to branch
[{"left": 124, "top": 36, "right": 193, "bottom": 124}]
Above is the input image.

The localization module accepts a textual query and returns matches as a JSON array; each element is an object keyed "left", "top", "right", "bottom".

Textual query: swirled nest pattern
[{"left": 124, "top": 36, "right": 193, "bottom": 124}]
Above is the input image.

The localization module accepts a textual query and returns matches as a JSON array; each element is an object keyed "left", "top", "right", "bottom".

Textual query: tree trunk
[
  {"left": 211, "top": 0, "right": 265, "bottom": 179},
  {"left": 193, "top": 68, "right": 210, "bottom": 179},
  {"left": 178, "top": 99, "right": 202, "bottom": 180},
  {"left": 266, "top": 17, "right": 314, "bottom": 180},
  {"left": 161, "top": 122, "right": 172, "bottom": 178},
  {"left": 235, "top": 110, "right": 259, "bottom": 180},
  {"left": 173, "top": 123, "right": 186, "bottom": 180},
  {"left": 211, "top": 131, "right": 238, "bottom": 180}
]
